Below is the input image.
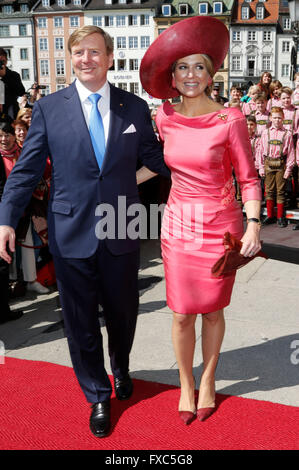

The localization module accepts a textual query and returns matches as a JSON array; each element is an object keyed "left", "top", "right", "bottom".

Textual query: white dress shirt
[{"left": 75, "top": 79, "right": 110, "bottom": 144}]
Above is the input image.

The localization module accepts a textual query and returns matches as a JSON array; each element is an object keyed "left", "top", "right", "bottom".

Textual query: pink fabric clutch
[{"left": 211, "top": 232, "right": 268, "bottom": 278}]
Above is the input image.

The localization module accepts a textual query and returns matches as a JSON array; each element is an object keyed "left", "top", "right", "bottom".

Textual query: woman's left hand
[{"left": 240, "top": 222, "right": 261, "bottom": 257}]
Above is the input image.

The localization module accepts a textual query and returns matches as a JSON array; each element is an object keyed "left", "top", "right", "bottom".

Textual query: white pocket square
[{"left": 123, "top": 124, "right": 136, "bottom": 134}]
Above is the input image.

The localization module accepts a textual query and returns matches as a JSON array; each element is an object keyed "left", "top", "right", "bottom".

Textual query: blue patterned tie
[{"left": 88, "top": 93, "right": 105, "bottom": 170}]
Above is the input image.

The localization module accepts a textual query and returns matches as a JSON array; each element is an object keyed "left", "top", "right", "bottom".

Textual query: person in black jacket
[
  {"left": 0, "top": 119, "right": 23, "bottom": 324},
  {"left": 0, "top": 48, "right": 25, "bottom": 119}
]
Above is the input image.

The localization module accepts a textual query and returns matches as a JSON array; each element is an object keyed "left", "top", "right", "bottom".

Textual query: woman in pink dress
[{"left": 139, "top": 17, "right": 262, "bottom": 424}]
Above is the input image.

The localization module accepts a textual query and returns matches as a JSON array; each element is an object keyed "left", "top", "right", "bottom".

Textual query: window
[
  {"left": 39, "top": 38, "right": 48, "bottom": 51},
  {"left": 40, "top": 86, "right": 50, "bottom": 96},
  {"left": 21, "top": 69, "right": 30, "bottom": 81},
  {"left": 179, "top": 4, "right": 188, "bottom": 16},
  {"left": 262, "top": 55, "right": 271, "bottom": 71},
  {"left": 129, "top": 59, "right": 139, "bottom": 71},
  {"left": 128, "top": 15, "right": 138, "bottom": 26},
  {"left": 282, "top": 41, "right": 290, "bottom": 53},
  {"left": 199, "top": 2, "right": 208, "bottom": 14},
  {"left": 117, "top": 37, "right": 126, "bottom": 49},
  {"left": 73, "top": 0, "right": 81, "bottom": 4},
  {"left": 116, "top": 16, "right": 126, "bottom": 27},
  {"left": 281, "top": 64, "right": 290, "bottom": 77},
  {"left": 263, "top": 31, "right": 271, "bottom": 41},
  {"left": 117, "top": 60, "right": 126, "bottom": 71},
  {"left": 129, "top": 37, "right": 138, "bottom": 49},
  {"left": 56, "top": 60, "right": 65, "bottom": 76},
  {"left": 58, "top": 0, "right": 65, "bottom": 5},
  {"left": 3, "top": 5, "right": 13, "bottom": 14},
  {"left": 232, "top": 31, "right": 241, "bottom": 41},
  {"left": 42, "top": 0, "right": 50, "bottom": 6},
  {"left": 162, "top": 5, "right": 171, "bottom": 16},
  {"left": 38, "top": 18, "right": 47, "bottom": 28},
  {"left": 248, "top": 31, "right": 256, "bottom": 41},
  {"left": 54, "top": 17, "right": 63, "bottom": 28},
  {"left": 232, "top": 55, "right": 241, "bottom": 71},
  {"left": 0, "top": 26, "right": 10, "bottom": 37},
  {"left": 93, "top": 16, "right": 102, "bottom": 27},
  {"left": 55, "top": 38, "right": 64, "bottom": 50},
  {"left": 40, "top": 60, "right": 49, "bottom": 76},
  {"left": 118, "top": 83, "right": 127, "bottom": 91},
  {"left": 104, "top": 16, "right": 114, "bottom": 27},
  {"left": 241, "top": 6, "right": 250, "bottom": 20},
  {"left": 20, "top": 5, "right": 29, "bottom": 12},
  {"left": 130, "top": 83, "right": 139, "bottom": 95},
  {"left": 119, "top": 0, "right": 127, "bottom": 3},
  {"left": 105, "top": 0, "right": 112, "bottom": 3},
  {"left": 70, "top": 16, "right": 79, "bottom": 28},
  {"left": 140, "top": 36, "right": 150, "bottom": 48},
  {"left": 283, "top": 18, "right": 291, "bottom": 30},
  {"left": 20, "top": 48, "right": 28, "bottom": 60},
  {"left": 140, "top": 14, "right": 150, "bottom": 25},
  {"left": 213, "top": 2, "right": 223, "bottom": 14},
  {"left": 57, "top": 85, "right": 66, "bottom": 91},
  {"left": 256, "top": 6, "right": 264, "bottom": 20},
  {"left": 19, "top": 25, "right": 27, "bottom": 36}
]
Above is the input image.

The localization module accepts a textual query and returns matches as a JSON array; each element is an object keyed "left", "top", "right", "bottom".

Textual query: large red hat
[{"left": 140, "top": 16, "right": 229, "bottom": 99}]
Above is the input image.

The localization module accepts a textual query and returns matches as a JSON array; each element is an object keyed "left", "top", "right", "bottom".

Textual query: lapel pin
[{"left": 120, "top": 103, "right": 123, "bottom": 107}]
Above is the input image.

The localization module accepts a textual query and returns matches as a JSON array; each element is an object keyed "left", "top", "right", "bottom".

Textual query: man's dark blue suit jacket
[{"left": 0, "top": 82, "right": 169, "bottom": 258}]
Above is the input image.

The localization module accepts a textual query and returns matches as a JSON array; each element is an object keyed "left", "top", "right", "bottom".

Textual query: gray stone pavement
[{"left": 1, "top": 239, "right": 299, "bottom": 408}]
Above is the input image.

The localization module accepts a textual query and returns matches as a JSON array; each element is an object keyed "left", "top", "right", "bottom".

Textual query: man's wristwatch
[{"left": 247, "top": 218, "right": 261, "bottom": 226}]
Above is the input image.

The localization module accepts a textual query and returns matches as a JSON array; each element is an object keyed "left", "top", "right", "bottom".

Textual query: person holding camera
[{"left": 0, "top": 48, "right": 25, "bottom": 119}]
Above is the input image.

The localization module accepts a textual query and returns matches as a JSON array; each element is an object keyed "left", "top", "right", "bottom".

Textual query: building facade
[
  {"left": 85, "top": 0, "right": 162, "bottom": 107},
  {"left": 32, "top": 0, "right": 85, "bottom": 95},
  {"left": 0, "top": 0, "right": 36, "bottom": 93}
]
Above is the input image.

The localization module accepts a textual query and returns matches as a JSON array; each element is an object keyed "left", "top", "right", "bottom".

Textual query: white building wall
[
  {"left": 84, "top": 10, "right": 161, "bottom": 107},
  {"left": 276, "top": 34, "right": 295, "bottom": 88},
  {"left": 0, "top": 19, "right": 35, "bottom": 93}
]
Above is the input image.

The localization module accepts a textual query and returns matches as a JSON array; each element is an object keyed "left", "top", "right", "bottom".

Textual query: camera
[{"left": 32, "top": 85, "right": 46, "bottom": 90}]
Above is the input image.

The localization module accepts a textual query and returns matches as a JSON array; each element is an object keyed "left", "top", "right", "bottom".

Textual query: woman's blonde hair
[
  {"left": 68, "top": 25, "right": 114, "bottom": 56},
  {"left": 16, "top": 108, "right": 32, "bottom": 121}
]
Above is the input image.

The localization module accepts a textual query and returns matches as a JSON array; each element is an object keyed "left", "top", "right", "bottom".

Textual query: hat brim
[{"left": 140, "top": 16, "right": 229, "bottom": 100}]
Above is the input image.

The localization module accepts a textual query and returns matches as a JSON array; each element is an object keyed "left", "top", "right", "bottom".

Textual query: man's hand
[{"left": 0, "top": 225, "right": 15, "bottom": 264}]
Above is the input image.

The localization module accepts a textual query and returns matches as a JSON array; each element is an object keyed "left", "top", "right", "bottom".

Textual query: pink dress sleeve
[
  {"left": 155, "top": 105, "right": 165, "bottom": 142},
  {"left": 227, "top": 116, "right": 262, "bottom": 203}
]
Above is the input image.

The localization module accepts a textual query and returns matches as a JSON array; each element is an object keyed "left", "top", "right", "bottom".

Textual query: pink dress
[{"left": 156, "top": 102, "right": 261, "bottom": 314}]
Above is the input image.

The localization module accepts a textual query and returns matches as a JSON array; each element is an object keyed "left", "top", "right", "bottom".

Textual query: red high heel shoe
[
  {"left": 179, "top": 411, "right": 196, "bottom": 425},
  {"left": 196, "top": 407, "right": 215, "bottom": 422}
]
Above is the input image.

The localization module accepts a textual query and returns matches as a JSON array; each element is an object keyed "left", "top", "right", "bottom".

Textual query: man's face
[
  {"left": 271, "top": 112, "right": 283, "bottom": 129},
  {"left": 280, "top": 92, "right": 291, "bottom": 108},
  {"left": 247, "top": 121, "right": 256, "bottom": 136},
  {"left": 0, "top": 53, "right": 7, "bottom": 70},
  {"left": 0, "top": 130, "right": 15, "bottom": 151},
  {"left": 71, "top": 33, "right": 113, "bottom": 92},
  {"left": 255, "top": 99, "right": 266, "bottom": 113}
]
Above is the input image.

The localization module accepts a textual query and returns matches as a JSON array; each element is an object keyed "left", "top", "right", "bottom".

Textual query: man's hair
[
  {"left": 254, "top": 92, "right": 267, "bottom": 103},
  {"left": 246, "top": 115, "right": 257, "bottom": 124},
  {"left": 280, "top": 86, "right": 293, "bottom": 97},
  {"left": 0, "top": 48, "right": 7, "bottom": 58},
  {"left": 270, "top": 106, "right": 284, "bottom": 116},
  {"left": 68, "top": 25, "right": 114, "bottom": 55},
  {"left": 0, "top": 120, "right": 15, "bottom": 135}
]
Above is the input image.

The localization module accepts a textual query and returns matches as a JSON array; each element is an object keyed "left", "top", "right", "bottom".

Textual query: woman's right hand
[{"left": 0, "top": 225, "right": 15, "bottom": 264}]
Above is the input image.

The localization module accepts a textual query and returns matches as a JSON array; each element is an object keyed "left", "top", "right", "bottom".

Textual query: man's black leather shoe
[
  {"left": 89, "top": 400, "right": 111, "bottom": 438},
  {"left": 0, "top": 310, "right": 23, "bottom": 325},
  {"left": 262, "top": 216, "right": 277, "bottom": 226},
  {"left": 114, "top": 375, "right": 133, "bottom": 401}
]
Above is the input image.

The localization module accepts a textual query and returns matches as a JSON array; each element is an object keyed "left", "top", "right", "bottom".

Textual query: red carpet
[{"left": 0, "top": 357, "right": 298, "bottom": 450}]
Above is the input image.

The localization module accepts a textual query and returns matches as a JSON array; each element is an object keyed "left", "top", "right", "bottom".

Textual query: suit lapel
[
  {"left": 63, "top": 82, "right": 99, "bottom": 170},
  {"left": 100, "top": 84, "right": 126, "bottom": 172}
]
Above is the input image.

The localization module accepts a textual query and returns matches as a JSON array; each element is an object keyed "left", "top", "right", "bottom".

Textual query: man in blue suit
[{"left": 0, "top": 26, "right": 169, "bottom": 438}]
